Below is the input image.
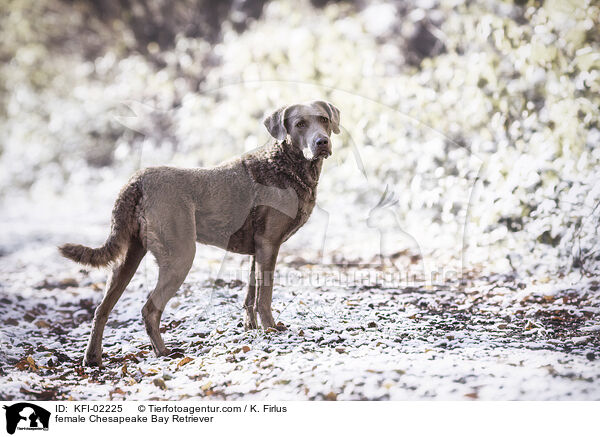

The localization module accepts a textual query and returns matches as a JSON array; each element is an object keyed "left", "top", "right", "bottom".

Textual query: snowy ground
[{"left": 1, "top": 196, "right": 599, "bottom": 401}]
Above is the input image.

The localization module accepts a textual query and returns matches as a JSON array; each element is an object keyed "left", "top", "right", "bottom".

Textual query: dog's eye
[
  {"left": 319, "top": 116, "right": 329, "bottom": 124},
  {"left": 296, "top": 120, "right": 306, "bottom": 128}
]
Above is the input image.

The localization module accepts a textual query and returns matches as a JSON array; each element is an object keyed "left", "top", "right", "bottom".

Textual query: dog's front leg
[
  {"left": 243, "top": 257, "right": 258, "bottom": 330},
  {"left": 254, "top": 239, "right": 284, "bottom": 330}
]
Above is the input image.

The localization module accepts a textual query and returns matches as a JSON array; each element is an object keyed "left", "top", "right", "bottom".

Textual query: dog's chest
[
  {"left": 226, "top": 146, "right": 321, "bottom": 252},
  {"left": 225, "top": 186, "right": 316, "bottom": 254},
  {"left": 282, "top": 191, "right": 315, "bottom": 241}
]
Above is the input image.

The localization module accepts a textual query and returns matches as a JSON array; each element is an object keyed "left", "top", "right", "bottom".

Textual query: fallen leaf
[
  {"left": 123, "top": 353, "right": 140, "bottom": 363},
  {"left": 16, "top": 355, "right": 39, "bottom": 372},
  {"left": 325, "top": 392, "right": 337, "bottom": 401},
  {"left": 35, "top": 320, "right": 51, "bottom": 328},
  {"left": 19, "top": 387, "right": 58, "bottom": 400},
  {"left": 60, "top": 278, "right": 79, "bottom": 288},
  {"left": 153, "top": 377, "right": 167, "bottom": 390},
  {"left": 177, "top": 357, "right": 194, "bottom": 368},
  {"left": 109, "top": 387, "right": 126, "bottom": 399}
]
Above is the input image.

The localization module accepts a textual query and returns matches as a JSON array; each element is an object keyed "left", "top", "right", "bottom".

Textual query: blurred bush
[{"left": 0, "top": 0, "right": 598, "bottom": 275}]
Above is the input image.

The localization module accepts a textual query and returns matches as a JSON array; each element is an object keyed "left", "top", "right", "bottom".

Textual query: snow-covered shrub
[{"left": 0, "top": 0, "right": 598, "bottom": 277}]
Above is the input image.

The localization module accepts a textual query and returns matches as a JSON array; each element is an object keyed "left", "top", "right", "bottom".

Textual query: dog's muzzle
[{"left": 313, "top": 136, "right": 331, "bottom": 159}]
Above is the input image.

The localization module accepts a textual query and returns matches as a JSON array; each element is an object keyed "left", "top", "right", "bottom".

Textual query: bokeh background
[{"left": 1, "top": 0, "right": 599, "bottom": 280}]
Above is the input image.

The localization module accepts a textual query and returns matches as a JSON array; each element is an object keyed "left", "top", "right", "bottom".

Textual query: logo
[{"left": 3, "top": 403, "right": 50, "bottom": 435}]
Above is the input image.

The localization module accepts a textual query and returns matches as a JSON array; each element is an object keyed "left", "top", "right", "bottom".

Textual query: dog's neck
[
  {"left": 244, "top": 140, "right": 324, "bottom": 197},
  {"left": 274, "top": 139, "right": 323, "bottom": 195}
]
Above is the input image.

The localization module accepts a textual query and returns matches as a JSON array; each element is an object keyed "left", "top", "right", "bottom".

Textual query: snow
[{"left": 0, "top": 199, "right": 598, "bottom": 400}]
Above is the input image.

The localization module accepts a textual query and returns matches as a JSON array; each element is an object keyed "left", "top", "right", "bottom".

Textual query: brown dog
[{"left": 59, "top": 100, "right": 341, "bottom": 366}]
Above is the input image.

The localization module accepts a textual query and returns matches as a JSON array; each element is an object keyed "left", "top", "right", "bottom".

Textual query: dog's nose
[{"left": 316, "top": 137, "right": 329, "bottom": 148}]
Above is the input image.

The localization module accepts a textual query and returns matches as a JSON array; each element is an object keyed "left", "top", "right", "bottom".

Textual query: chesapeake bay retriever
[{"left": 59, "top": 100, "right": 340, "bottom": 366}]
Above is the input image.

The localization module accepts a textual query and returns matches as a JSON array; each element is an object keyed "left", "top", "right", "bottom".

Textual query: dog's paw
[
  {"left": 83, "top": 355, "right": 103, "bottom": 367},
  {"left": 156, "top": 347, "right": 172, "bottom": 357},
  {"left": 266, "top": 322, "right": 288, "bottom": 333}
]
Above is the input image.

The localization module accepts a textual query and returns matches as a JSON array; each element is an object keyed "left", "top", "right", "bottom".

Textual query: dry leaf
[
  {"left": 35, "top": 320, "right": 51, "bottom": 328},
  {"left": 325, "top": 392, "right": 337, "bottom": 401},
  {"left": 153, "top": 377, "right": 167, "bottom": 390},
  {"left": 177, "top": 357, "right": 194, "bottom": 368},
  {"left": 26, "top": 356, "right": 38, "bottom": 371},
  {"left": 109, "top": 387, "right": 126, "bottom": 399}
]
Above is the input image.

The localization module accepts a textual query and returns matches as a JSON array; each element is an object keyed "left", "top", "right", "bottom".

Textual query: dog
[{"left": 59, "top": 100, "right": 341, "bottom": 366}]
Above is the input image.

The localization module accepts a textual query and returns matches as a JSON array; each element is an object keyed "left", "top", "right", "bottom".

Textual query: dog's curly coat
[{"left": 59, "top": 100, "right": 340, "bottom": 367}]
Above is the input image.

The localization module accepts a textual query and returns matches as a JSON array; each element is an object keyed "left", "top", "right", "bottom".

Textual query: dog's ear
[
  {"left": 263, "top": 106, "right": 288, "bottom": 141},
  {"left": 315, "top": 101, "right": 341, "bottom": 134}
]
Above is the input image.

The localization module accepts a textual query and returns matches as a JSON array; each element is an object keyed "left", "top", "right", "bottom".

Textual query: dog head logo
[{"left": 3, "top": 403, "right": 50, "bottom": 434}]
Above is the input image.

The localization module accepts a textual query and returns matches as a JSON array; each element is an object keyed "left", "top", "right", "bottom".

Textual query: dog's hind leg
[
  {"left": 142, "top": 230, "right": 196, "bottom": 357},
  {"left": 84, "top": 237, "right": 146, "bottom": 367}
]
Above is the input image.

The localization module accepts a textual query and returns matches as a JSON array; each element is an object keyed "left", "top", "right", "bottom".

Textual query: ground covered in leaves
[{"left": 1, "top": 224, "right": 598, "bottom": 401}]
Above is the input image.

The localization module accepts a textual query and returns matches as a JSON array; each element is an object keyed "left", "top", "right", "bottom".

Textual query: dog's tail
[{"left": 59, "top": 177, "right": 143, "bottom": 267}]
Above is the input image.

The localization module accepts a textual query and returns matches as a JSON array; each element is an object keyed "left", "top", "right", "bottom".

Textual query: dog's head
[{"left": 263, "top": 100, "right": 340, "bottom": 160}]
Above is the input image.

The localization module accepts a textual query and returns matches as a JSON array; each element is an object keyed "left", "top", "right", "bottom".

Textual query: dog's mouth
[
  {"left": 313, "top": 149, "right": 331, "bottom": 160},
  {"left": 304, "top": 147, "right": 331, "bottom": 161}
]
